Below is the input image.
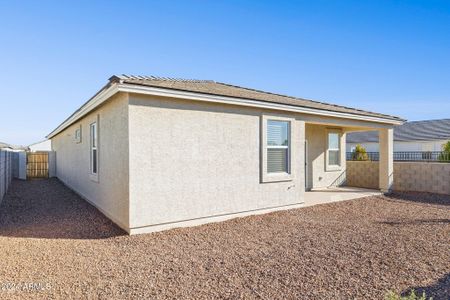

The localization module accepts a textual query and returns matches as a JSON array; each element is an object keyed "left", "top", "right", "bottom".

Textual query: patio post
[{"left": 379, "top": 128, "right": 394, "bottom": 193}]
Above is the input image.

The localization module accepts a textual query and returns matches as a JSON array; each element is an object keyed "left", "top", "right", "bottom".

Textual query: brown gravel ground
[{"left": 0, "top": 179, "right": 449, "bottom": 300}]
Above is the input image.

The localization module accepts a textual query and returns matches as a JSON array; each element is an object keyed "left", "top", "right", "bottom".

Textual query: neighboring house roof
[
  {"left": 0, "top": 142, "right": 12, "bottom": 149},
  {"left": 47, "top": 75, "right": 405, "bottom": 138},
  {"left": 347, "top": 119, "right": 450, "bottom": 143},
  {"left": 0, "top": 142, "right": 27, "bottom": 151}
]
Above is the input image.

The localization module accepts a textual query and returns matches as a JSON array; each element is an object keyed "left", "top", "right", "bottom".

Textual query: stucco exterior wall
[
  {"left": 127, "top": 94, "right": 305, "bottom": 233},
  {"left": 305, "top": 124, "right": 346, "bottom": 189},
  {"left": 347, "top": 140, "right": 448, "bottom": 152},
  {"left": 51, "top": 93, "right": 130, "bottom": 231},
  {"left": 347, "top": 161, "right": 450, "bottom": 195}
]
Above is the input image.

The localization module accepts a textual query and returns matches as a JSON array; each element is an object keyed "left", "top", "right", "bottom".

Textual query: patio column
[{"left": 379, "top": 128, "right": 394, "bottom": 193}]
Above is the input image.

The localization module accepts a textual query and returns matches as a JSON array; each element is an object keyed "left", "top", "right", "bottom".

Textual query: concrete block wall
[
  {"left": 394, "top": 162, "right": 450, "bottom": 195},
  {"left": 347, "top": 161, "right": 450, "bottom": 195},
  {"left": 346, "top": 161, "right": 379, "bottom": 189}
]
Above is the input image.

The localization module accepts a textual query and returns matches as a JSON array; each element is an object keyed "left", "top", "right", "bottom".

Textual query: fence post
[
  {"left": 48, "top": 151, "right": 56, "bottom": 178},
  {"left": 18, "top": 152, "right": 27, "bottom": 180}
]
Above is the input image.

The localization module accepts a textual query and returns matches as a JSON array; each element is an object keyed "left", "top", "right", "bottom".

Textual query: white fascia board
[
  {"left": 47, "top": 84, "right": 119, "bottom": 138},
  {"left": 47, "top": 82, "right": 403, "bottom": 139},
  {"left": 119, "top": 84, "right": 404, "bottom": 125}
]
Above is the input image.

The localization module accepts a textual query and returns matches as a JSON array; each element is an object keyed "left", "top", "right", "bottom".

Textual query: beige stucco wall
[
  {"left": 127, "top": 93, "right": 305, "bottom": 233},
  {"left": 49, "top": 88, "right": 397, "bottom": 234},
  {"left": 347, "top": 161, "right": 450, "bottom": 195},
  {"left": 305, "top": 124, "right": 347, "bottom": 189},
  {"left": 51, "top": 93, "right": 130, "bottom": 231}
]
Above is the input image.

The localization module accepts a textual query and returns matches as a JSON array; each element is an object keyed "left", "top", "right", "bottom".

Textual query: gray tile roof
[
  {"left": 347, "top": 119, "right": 450, "bottom": 143},
  {"left": 111, "top": 75, "right": 404, "bottom": 122}
]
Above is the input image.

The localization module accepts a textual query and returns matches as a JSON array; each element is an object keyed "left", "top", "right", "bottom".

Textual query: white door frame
[{"left": 305, "top": 140, "right": 309, "bottom": 190}]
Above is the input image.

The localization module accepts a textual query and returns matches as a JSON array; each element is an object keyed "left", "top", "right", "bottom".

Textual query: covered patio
[{"left": 303, "top": 115, "right": 396, "bottom": 199}]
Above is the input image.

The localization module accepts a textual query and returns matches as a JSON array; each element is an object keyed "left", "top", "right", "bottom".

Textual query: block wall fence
[
  {"left": 0, "top": 150, "right": 15, "bottom": 202},
  {"left": 347, "top": 161, "right": 450, "bottom": 195}
]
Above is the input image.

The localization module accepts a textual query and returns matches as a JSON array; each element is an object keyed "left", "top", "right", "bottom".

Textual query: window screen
[{"left": 267, "top": 120, "right": 289, "bottom": 173}]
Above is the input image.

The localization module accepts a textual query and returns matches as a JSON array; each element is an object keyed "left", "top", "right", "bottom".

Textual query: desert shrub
[
  {"left": 351, "top": 144, "right": 369, "bottom": 161},
  {"left": 438, "top": 141, "right": 450, "bottom": 162},
  {"left": 385, "top": 290, "right": 432, "bottom": 300}
]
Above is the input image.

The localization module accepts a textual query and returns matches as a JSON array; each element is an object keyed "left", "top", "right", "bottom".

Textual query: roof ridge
[
  {"left": 214, "top": 81, "right": 401, "bottom": 120},
  {"left": 404, "top": 118, "right": 450, "bottom": 123},
  {"left": 111, "top": 74, "right": 215, "bottom": 83}
]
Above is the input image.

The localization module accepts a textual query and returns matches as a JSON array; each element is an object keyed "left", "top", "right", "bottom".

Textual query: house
[
  {"left": 0, "top": 142, "right": 13, "bottom": 150},
  {"left": 28, "top": 139, "right": 52, "bottom": 152},
  {"left": 347, "top": 119, "right": 450, "bottom": 152},
  {"left": 47, "top": 75, "right": 404, "bottom": 234},
  {"left": 0, "top": 142, "right": 27, "bottom": 152}
]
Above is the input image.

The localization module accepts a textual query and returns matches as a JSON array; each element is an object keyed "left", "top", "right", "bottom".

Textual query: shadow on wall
[
  {"left": 329, "top": 170, "right": 347, "bottom": 187},
  {"left": 0, "top": 178, "right": 126, "bottom": 239},
  {"left": 402, "top": 273, "right": 450, "bottom": 300}
]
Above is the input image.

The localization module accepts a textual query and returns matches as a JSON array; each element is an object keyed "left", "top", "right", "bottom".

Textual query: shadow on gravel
[
  {"left": 403, "top": 273, "right": 450, "bottom": 300},
  {"left": 0, "top": 178, "right": 126, "bottom": 239},
  {"left": 386, "top": 191, "right": 450, "bottom": 206},
  {"left": 380, "top": 218, "right": 450, "bottom": 226}
]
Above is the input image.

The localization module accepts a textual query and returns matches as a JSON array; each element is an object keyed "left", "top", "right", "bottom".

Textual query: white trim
[
  {"left": 74, "top": 124, "right": 82, "bottom": 143},
  {"left": 119, "top": 84, "right": 403, "bottom": 125},
  {"left": 47, "top": 84, "right": 118, "bottom": 138},
  {"left": 47, "top": 82, "right": 403, "bottom": 139},
  {"left": 261, "top": 115, "right": 295, "bottom": 183},
  {"left": 325, "top": 129, "right": 342, "bottom": 172},
  {"left": 89, "top": 118, "right": 99, "bottom": 182}
]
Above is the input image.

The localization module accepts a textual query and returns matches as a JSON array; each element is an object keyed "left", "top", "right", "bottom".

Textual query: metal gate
[{"left": 27, "top": 152, "right": 49, "bottom": 179}]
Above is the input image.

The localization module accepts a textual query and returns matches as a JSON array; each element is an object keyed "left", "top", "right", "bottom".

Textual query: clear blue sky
[{"left": 1, "top": 0, "right": 449, "bottom": 145}]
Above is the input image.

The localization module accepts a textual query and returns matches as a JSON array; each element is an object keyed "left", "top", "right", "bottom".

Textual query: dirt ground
[{"left": 0, "top": 179, "right": 448, "bottom": 299}]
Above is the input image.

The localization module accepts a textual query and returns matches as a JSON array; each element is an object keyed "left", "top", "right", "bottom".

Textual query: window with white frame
[
  {"left": 90, "top": 122, "right": 98, "bottom": 175},
  {"left": 75, "top": 125, "right": 82, "bottom": 143},
  {"left": 326, "top": 131, "right": 341, "bottom": 169},
  {"left": 267, "top": 120, "right": 290, "bottom": 173}
]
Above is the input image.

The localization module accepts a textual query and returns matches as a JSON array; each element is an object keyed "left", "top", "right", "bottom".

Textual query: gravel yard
[{"left": 0, "top": 179, "right": 449, "bottom": 299}]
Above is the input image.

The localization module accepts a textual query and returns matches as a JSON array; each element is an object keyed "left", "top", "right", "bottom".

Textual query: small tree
[
  {"left": 351, "top": 144, "right": 369, "bottom": 161},
  {"left": 438, "top": 141, "right": 450, "bottom": 162}
]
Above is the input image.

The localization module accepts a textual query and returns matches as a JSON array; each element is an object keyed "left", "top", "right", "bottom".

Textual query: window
[
  {"left": 326, "top": 131, "right": 341, "bottom": 170},
  {"left": 261, "top": 115, "right": 294, "bottom": 183},
  {"left": 75, "top": 126, "right": 82, "bottom": 143},
  {"left": 90, "top": 122, "right": 98, "bottom": 176},
  {"left": 267, "top": 120, "right": 289, "bottom": 173}
]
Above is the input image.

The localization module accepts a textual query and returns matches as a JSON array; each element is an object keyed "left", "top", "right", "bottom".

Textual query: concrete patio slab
[{"left": 305, "top": 186, "right": 383, "bottom": 207}]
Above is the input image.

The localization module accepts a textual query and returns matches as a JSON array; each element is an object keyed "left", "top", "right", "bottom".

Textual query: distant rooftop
[
  {"left": 347, "top": 119, "right": 450, "bottom": 143},
  {"left": 0, "top": 142, "right": 27, "bottom": 150},
  {"left": 110, "top": 75, "right": 404, "bottom": 122}
]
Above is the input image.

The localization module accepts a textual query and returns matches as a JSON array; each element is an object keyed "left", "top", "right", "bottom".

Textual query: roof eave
[
  {"left": 47, "top": 81, "right": 404, "bottom": 139},
  {"left": 119, "top": 83, "right": 405, "bottom": 125}
]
